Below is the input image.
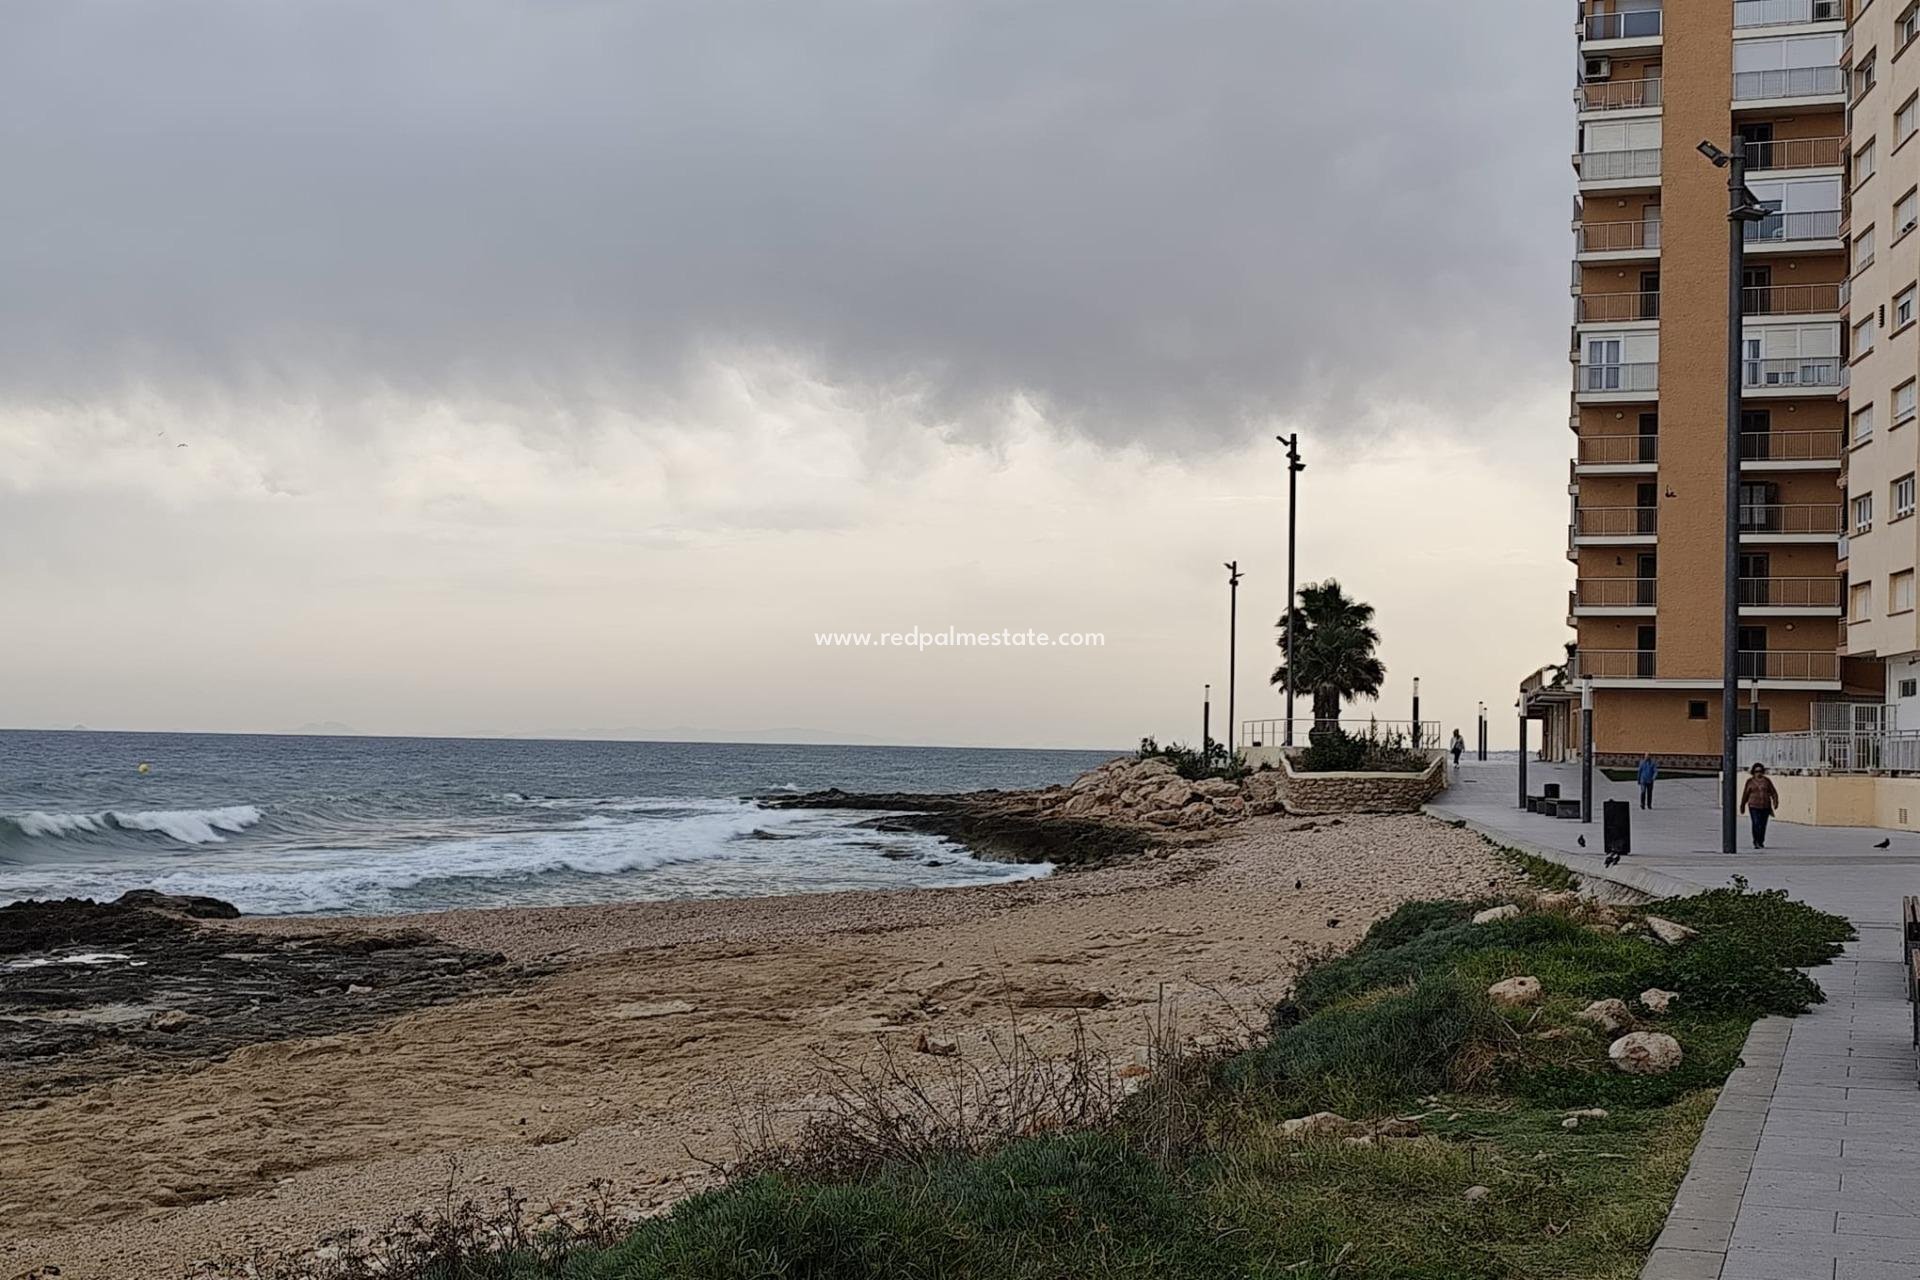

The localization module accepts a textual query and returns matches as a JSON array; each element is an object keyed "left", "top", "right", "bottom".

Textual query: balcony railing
[
  {"left": 1742, "top": 356, "right": 1842, "bottom": 389},
  {"left": 1575, "top": 577, "right": 1658, "bottom": 607},
  {"left": 1575, "top": 148, "right": 1663, "bottom": 181},
  {"left": 1577, "top": 218, "right": 1662, "bottom": 253},
  {"left": 1576, "top": 361, "right": 1659, "bottom": 393},
  {"left": 1575, "top": 505, "right": 1659, "bottom": 536},
  {"left": 1577, "top": 433, "right": 1660, "bottom": 465},
  {"left": 1733, "top": 0, "right": 1843, "bottom": 28},
  {"left": 1732, "top": 65, "right": 1846, "bottom": 101},
  {"left": 1738, "top": 576, "right": 1842, "bottom": 607},
  {"left": 1739, "top": 428, "right": 1844, "bottom": 462},
  {"left": 1743, "top": 282, "right": 1843, "bottom": 316},
  {"left": 1737, "top": 649, "right": 1839, "bottom": 680},
  {"left": 1741, "top": 136, "right": 1844, "bottom": 171},
  {"left": 1744, "top": 209, "right": 1843, "bottom": 244},
  {"left": 1583, "top": 9, "right": 1664, "bottom": 41},
  {"left": 1738, "top": 501, "right": 1843, "bottom": 534},
  {"left": 1743, "top": 729, "right": 1920, "bottom": 774},
  {"left": 1573, "top": 649, "right": 1658, "bottom": 679},
  {"left": 1577, "top": 291, "right": 1662, "bottom": 322},
  {"left": 1579, "top": 78, "right": 1664, "bottom": 112}
]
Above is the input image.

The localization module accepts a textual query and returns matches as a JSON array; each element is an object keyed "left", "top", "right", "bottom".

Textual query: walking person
[
  {"left": 1739, "top": 762, "right": 1779, "bottom": 850},
  {"left": 1636, "top": 752, "right": 1658, "bottom": 810},
  {"left": 1450, "top": 728, "right": 1465, "bottom": 768}
]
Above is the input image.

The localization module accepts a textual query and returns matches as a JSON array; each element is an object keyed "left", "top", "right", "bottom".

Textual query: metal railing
[
  {"left": 1742, "top": 356, "right": 1842, "bottom": 388},
  {"left": 1742, "top": 729, "right": 1920, "bottom": 774},
  {"left": 1739, "top": 575, "right": 1842, "bottom": 607},
  {"left": 1577, "top": 218, "right": 1662, "bottom": 253},
  {"left": 1579, "top": 78, "right": 1664, "bottom": 112},
  {"left": 1576, "top": 361, "right": 1659, "bottom": 393},
  {"left": 1734, "top": 0, "right": 1843, "bottom": 27},
  {"left": 1577, "top": 433, "right": 1660, "bottom": 465},
  {"left": 1739, "top": 501, "right": 1844, "bottom": 534},
  {"left": 1572, "top": 649, "right": 1658, "bottom": 679},
  {"left": 1739, "top": 428, "right": 1844, "bottom": 461},
  {"left": 1577, "top": 290, "right": 1662, "bottom": 322},
  {"left": 1741, "top": 136, "right": 1844, "bottom": 171},
  {"left": 1238, "top": 719, "right": 1443, "bottom": 749},
  {"left": 1743, "top": 282, "right": 1843, "bottom": 315},
  {"left": 1739, "top": 650, "right": 1840, "bottom": 680},
  {"left": 1732, "top": 66, "right": 1846, "bottom": 101},
  {"left": 1575, "top": 505, "right": 1659, "bottom": 536},
  {"left": 1576, "top": 147, "right": 1663, "bottom": 180},
  {"left": 1745, "top": 209, "right": 1843, "bottom": 243},
  {"left": 1583, "top": 9, "right": 1664, "bottom": 40},
  {"left": 1574, "top": 577, "right": 1658, "bottom": 606}
]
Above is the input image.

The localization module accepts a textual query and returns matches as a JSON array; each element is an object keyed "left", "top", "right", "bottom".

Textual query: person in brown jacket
[{"left": 1739, "top": 762, "right": 1780, "bottom": 850}]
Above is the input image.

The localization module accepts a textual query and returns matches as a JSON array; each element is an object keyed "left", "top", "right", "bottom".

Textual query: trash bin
[
  {"left": 1603, "top": 799, "right": 1631, "bottom": 857},
  {"left": 1543, "top": 783, "right": 1562, "bottom": 800}
]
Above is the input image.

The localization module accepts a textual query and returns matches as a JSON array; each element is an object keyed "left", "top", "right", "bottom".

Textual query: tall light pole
[
  {"left": 1411, "top": 676, "right": 1421, "bottom": 749},
  {"left": 1225, "top": 561, "right": 1243, "bottom": 762},
  {"left": 1699, "top": 137, "right": 1774, "bottom": 856},
  {"left": 1202, "top": 683, "right": 1212, "bottom": 762},
  {"left": 1478, "top": 700, "right": 1488, "bottom": 761},
  {"left": 1277, "top": 434, "right": 1306, "bottom": 745}
]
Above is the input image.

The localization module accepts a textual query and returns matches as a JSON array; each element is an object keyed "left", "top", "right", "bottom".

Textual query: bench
[{"left": 1906, "top": 897, "right": 1919, "bottom": 1048}]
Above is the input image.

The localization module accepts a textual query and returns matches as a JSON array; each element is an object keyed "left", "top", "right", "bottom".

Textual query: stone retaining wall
[{"left": 1267, "top": 750, "right": 1449, "bottom": 815}]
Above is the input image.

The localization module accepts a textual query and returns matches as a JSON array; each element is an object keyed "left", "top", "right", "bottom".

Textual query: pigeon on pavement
[
  {"left": 1576, "top": 835, "right": 1586, "bottom": 848},
  {"left": 1603, "top": 852, "right": 1622, "bottom": 868},
  {"left": 1874, "top": 837, "right": 1892, "bottom": 849}
]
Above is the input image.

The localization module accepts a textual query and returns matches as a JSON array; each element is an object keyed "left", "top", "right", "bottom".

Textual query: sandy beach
[{"left": 0, "top": 812, "right": 1515, "bottom": 1280}]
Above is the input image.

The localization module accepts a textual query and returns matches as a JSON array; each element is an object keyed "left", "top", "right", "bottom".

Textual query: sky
[{"left": 0, "top": 0, "right": 1576, "bottom": 750}]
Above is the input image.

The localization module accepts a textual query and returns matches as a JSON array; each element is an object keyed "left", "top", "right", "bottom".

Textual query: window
[
  {"left": 1856, "top": 491, "right": 1876, "bottom": 533},
  {"left": 1897, "top": 188, "right": 1919, "bottom": 235},
  {"left": 1858, "top": 52, "right": 1879, "bottom": 97},
  {"left": 1854, "top": 403, "right": 1876, "bottom": 444},
  {"left": 1902, "top": 678, "right": 1918, "bottom": 698},
  {"left": 1855, "top": 314, "right": 1877, "bottom": 355},
  {"left": 1903, "top": 2, "right": 1920, "bottom": 50},
  {"left": 1855, "top": 225, "right": 1876, "bottom": 270},
  {"left": 1900, "top": 95, "right": 1920, "bottom": 145},
  {"left": 1854, "top": 580, "right": 1875, "bottom": 619},
  {"left": 1895, "top": 570, "right": 1917, "bottom": 614},
  {"left": 1898, "top": 285, "right": 1917, "bottom": 328},
  {"left": 1857, "top": 138, "right": 1879, "bottom": 185},
  {"left": 1687, "top": 700, "right": 1709, "bottom": 721},
  {"left": 1899, "top": 379, "right": 1919, "bottom": 423},
  {"left": 1738, "top": 708, "right": 1773, "bottom": 735},
  {"left": 1896, "top": 473, "right": 1916, "bottom": 518}
]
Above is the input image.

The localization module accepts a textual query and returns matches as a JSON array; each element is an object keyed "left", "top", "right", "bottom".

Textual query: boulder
[
  {"left": 1639, "top": 988, "right": 1678, "bottom": 1014},
  {"left": 111, "top": 890, "right": 241, "bottom": 920},
  {"left": 1148, "top": 781, "right": 1195, "bottom": 809},
  {"left": 1487, "top": 976, "right": 1543, "bottom": 1008},
  {"left": 913, "top": 1031, "right": 959, "bottom": 1057},
  {"left": 1193, "top": 778, "right": 1240, "bottom": 799},
  {"left": 1644, "top": 917, "right": 1699, "bottom": 946},
  {"left": 1472, "top": 905, "right": 1521, "bottom": 925},
  {"left": 1141, "top": 809, "right": 1187, "bottom": 827},
  {"left": 1575, "top": 998, "right": 1633, "bottom": 1035},
  {"left": 1608, "top": 1031, "right": 1682, "bottom": 1075}
]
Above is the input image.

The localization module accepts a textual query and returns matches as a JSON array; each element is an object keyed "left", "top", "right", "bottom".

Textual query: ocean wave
[{"left": 2, "top": 805, "right": 264, "bottom": 847}]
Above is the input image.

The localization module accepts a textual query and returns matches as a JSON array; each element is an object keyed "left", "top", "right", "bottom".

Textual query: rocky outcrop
[{"left": 110, "top": 890, "right": 242, "bottom": 920}]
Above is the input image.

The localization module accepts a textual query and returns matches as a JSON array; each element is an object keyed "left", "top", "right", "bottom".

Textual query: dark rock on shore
[
  {"left": 764, "top": 785, "right": 1156, "bottom": 869},
  {"left": 111, "top": 889, "right": 243, "bottom": 919}
]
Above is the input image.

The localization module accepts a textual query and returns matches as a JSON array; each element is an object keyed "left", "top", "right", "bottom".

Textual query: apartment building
[
  {"left": 1838, "top": 0, "right": 1920, "bottom": 728},
  {"left": 1538, "top": 0, "right": 1885, "bottom": 765}
]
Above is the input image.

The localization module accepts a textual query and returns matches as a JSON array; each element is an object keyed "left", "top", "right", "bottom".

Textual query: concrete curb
[
  {"left": 1638, "top": 1016, "right": 1792, "bottom": 1280},
  {"left": 1424, "top": 803, "right": 1710, "bottom": 901}
]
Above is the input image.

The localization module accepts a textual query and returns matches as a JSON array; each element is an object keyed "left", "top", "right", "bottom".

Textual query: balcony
[
  {"left": 1742, "top": 355, "right": 1842, "bottom": 393},
  {"left": 1742, "top": 136, "right": 1844, "bottom": 172},
  {"left": 1572, "top": 648, "right": 1658, "bottom": 680},
  {"left": 1739, "top": 576, "right": 1842, "bottom": 611},
  {"left": 1573, "top": 505, "right": 1658, "bottom": 541},
  {"left": 1576, "top": 218, "right": 1661, "bottom": 257},
  {"left": 1582, "top": 7, "right": 1663, "bottom": 46},
  {"left": 1576, "top": 433, "right": 1659, "bottom": 470},
  {"left": 1733, "top": 0, "right": 1844, "bottom": 28},
  {"left": 1575, "top": 361, "right": 1658, "bottom": 400},
  {"left": 1731, "top": 65, "right": 1846, "bottom": 105},
  {"left": 1739, "top": 428, "right": 1844, "bottom": 467},
  {"left": 1573, "top": 577, "right": 1658, "bottom": 612},
  {"left": 1744, "top": 209, "right": 1843, "bottom": 249},
  {"left": 1737, "top": 649, "right": 1840, "bottom": 682},
  {"left": 1578, "top": 77, "right": 1663, "bottom": 113},
  {"left": 1572, "top": 648, "right": 1840, "bottom": 684},
  {"left": 1576, "top": 290, "right": 1661, "bottom": 323},
  {"left": 1743, "top": 282, "right": 1842, "bottom": 317},
  {"left": 1739, "top": 501, "right": 1843, "bottom": 537},
  {"left": 1574, "top": 147, "right": 1662, "bottom": 186}
]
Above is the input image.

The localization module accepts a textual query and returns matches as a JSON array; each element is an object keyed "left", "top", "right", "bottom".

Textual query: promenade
[{"left": 1432, "top": 759, "right": 1920, "bottom": 1280}]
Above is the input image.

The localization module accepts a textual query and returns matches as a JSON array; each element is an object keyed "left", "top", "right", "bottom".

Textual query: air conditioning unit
[{"left": 1584, "top": 57, "right": 1613, "bottom": 82}]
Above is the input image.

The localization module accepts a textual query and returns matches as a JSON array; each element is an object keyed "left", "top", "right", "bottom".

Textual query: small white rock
[
  {"left": 1487, "top": 976, "right": 1543, "bottom": 1008},
  {"left": 1463, "top": 1185, "right": 1491, "bottom": 1202},
  {"left": 1644, "top": 916, "right": 1700, "bottom": 945},
  {"left": 1639, "top": 988, "right": 1678, "bottom": 1014},
  {"left": 1472, "top": 905, "right": 1521, "bottom": 925},
  {"left": 1609, "top": 1031, "right": 1683, "bottom": 1075}
]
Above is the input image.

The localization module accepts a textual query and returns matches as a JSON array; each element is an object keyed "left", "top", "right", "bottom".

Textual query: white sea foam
[{"left": 5, "top": 805, "right": 263, "bottom": 845}]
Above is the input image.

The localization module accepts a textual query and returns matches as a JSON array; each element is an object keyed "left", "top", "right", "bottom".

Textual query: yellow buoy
[{"left": 136, "top": 763, "right": 151, "bottom": 774}]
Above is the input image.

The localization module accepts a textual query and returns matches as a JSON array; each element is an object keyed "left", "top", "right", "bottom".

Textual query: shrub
[
  {"left": 1134, "top": 737, "right": 1246, "bottom": 782},
  {"left": 1294, "top": 727, "right": 1428, "bottom": 774}
]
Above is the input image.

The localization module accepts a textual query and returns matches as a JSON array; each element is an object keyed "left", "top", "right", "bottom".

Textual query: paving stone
[
  {"left": 1640, "top": 1247, "right": 1731, "bottom": 1280},
  {"left": 1836, "top": 1212, "right": 1920, "bottom": 1238},
  {"left": 1720, "top": 1248, "right": 1835, "bottom": 1279}
]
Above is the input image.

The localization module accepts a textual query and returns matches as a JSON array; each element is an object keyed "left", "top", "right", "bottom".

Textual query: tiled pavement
[{"left": 1429, "top": 760, "right": 1920, "bottom": 1280}]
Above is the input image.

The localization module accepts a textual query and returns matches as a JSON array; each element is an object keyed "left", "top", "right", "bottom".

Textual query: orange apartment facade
[{"left": 1526, "top": 0, "right": 1896, "bottom": 766}]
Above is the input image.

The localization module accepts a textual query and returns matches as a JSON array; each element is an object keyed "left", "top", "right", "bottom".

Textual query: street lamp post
[
  {"left": 1699, "top": 136, "right": 1774, "bottom": 856},
  {"left": 1277, "top": 434, "right": 1305, "bottom": 746},
  {"left": 1225, "top": 561, "right": 1243, "bottom": 763},
  {"left": 1411, "top": 676, "right": 1421, "bottom": 749},
  {"left": 1478, "top": 700, "right": 1488, "bottom": 761},
  {"left": 1202, "top": 684, "right": 1212, "bottom": 762}
]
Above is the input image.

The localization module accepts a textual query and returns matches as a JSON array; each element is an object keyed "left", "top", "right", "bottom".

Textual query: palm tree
[{"left": 1270, "top": 580, "right": 1387, "bottom": 737}]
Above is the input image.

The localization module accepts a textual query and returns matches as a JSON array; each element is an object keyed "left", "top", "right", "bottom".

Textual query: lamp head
[{"left": 1697, "top": 139, "right": 1730, "bottom": 166}]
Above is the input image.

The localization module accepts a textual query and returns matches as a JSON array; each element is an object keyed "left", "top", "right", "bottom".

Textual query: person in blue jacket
[{"left": 1636, "top": 752, "right": 1658, "bottom": 810}]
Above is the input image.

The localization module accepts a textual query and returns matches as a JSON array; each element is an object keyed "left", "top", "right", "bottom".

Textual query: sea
[{"left": 0, "top": 731, "right": 1118, "bottom": 917}]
